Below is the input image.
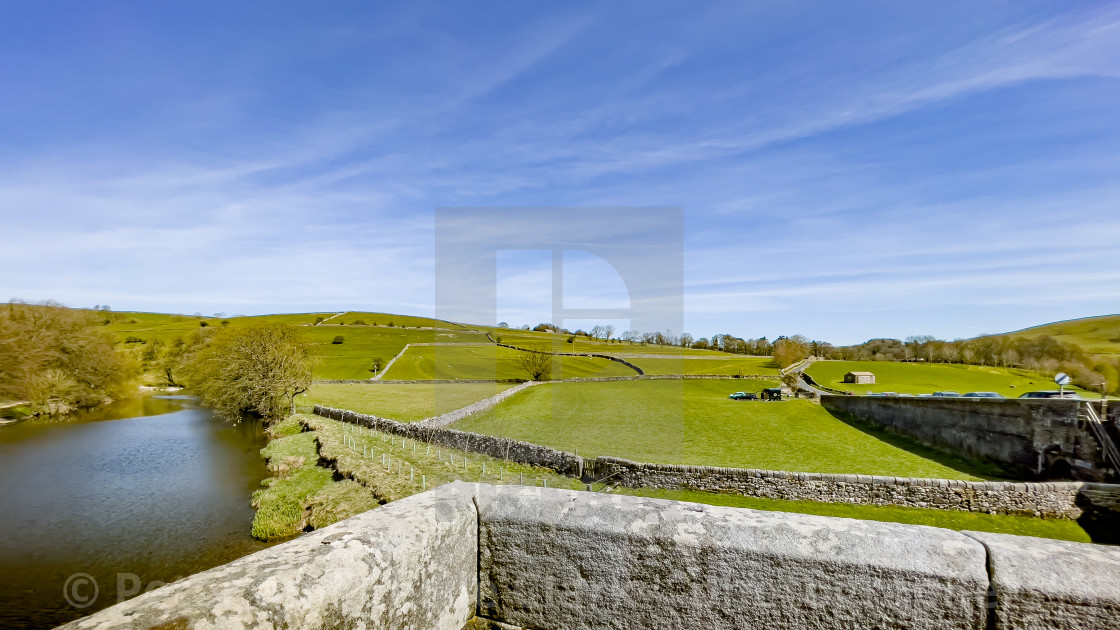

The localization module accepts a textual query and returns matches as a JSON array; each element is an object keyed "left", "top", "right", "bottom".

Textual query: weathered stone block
[
  {"left": 475, "top": 485, "right": 989, "bottom": 630},
  {"left": 964, "top": 531, "right": 1120, "bottom": 629},
  {"left": 60, "top": 483, "right": 479, "bottom": 630}
]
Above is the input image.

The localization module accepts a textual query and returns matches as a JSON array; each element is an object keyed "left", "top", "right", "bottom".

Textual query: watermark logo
[
  {"left": 62, "top": 573, "right": 98, "bottom": 609},
  {"left": 63, "top": 572, "right": 175, "bottom": 609}
]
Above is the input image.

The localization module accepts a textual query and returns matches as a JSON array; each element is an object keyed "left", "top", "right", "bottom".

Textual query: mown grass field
[
  {"left": 260, "top": 413, "right": 1089, "bottom": 543},
  {"left": 632, "top": 356, "right": 780, "bottom": 376},
  {"left": 620, "top": 488, "right": 1090, "bottom": 542},
  {"left": 381, "top": 344, "right": 637, "bottom": 380},
  {"left": 453, "top": 380, "right": 995, "bottom": 479},
  {"left": 299, "top": 382, "right": 515, "bottom": 421},
  {"left": 1007, "top": 313, "right": 1120, "bottom": 355},
  {"left": 806, "top": 360, "right": 1089, "bottom": 396}
]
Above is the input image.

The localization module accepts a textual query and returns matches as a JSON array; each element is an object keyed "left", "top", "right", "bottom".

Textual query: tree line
[{"left": 525, "top": 318, "right": 1119, "bottom": 394}]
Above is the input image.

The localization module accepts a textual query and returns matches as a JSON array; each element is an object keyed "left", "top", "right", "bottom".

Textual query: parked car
[
  {"left": 728, "top": 391, "right": 757, "bottom": 400},
  {"left": 931, "top": 391, "right": 961, "bottom": 397},
  {"left": 1018, "top": 391, "right": 1082, "bottom": 399},
  {"left": 963, "top": 392, "right": 1004, "bottom": 398}
]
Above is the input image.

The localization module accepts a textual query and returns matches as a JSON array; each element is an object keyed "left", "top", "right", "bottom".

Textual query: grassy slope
[
  {"left": 300, "top": 382, "right": 516, "bottom": 422},
  {"left": 381, "top": 344, "right": 637, "bottom": 380},
  {"left": 255, "top": 413, "right": 1089, "bottom": 543},
  {"left": 633, "top": 356, "right": 780, "bottom": 376},
  {"left": 1005, "top": 313, "right": 1120, "bottom": 355},
  {"left": 250, "top": 418, "right": 380, "bottom": 540},
  {"left": 305, "top": 414, "right": 587, "bottom": 502},
  {"left": 806, "top": 360, "right": 1089, "bottom": 396},
  {"left": 453, "top": 380, "right": 993, "bottom": 479},
  {"left": 620, "top": 488, "right": 1090, "bottom": 542},
  {"left": 304, "top": 327, "right": 487, "bottom": 379}
]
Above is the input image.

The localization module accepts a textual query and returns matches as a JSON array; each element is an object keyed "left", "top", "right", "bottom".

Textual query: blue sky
[{"left": 1, "top": 1, "right": 1118, "bottom": 345}]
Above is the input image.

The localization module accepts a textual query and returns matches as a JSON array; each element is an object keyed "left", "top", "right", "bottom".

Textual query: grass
[
  {"left": 490, "top": 330, "right": 728, "bottom": 356},
  {"left": 453, "top": 380, "right": 995, "bottom": 479},
  {"left": 619, "top": 488, "right": 1091, "bottom": 542},
  {"left": 1007, "top": 313, "right": 1120, "bottom": 355},
  {"left": 381, "top": 344, "right": 637, "bottom": 380},
  {"left": 255, "top": 412, "right": 1090, "bottom": 545},
  {"left": 806, "top": 360, "right": 1091, "bottom": 396},
  {"left": 632, "top": 356, "right": 780, "bottom": 376},
  {"left": 334, "top": 311, "right": 471, "bottom": 330},
  {"left": 302, "top": 327, "right": 487, "bottom": 379},
  {"left": 250, "top": 417, "right": 380, "bottom": 540},
  {"left": 298, "top": 382, "right": 516, "bottom": 422},
  {"left": 304, "top": 414, "right": 588, "bottom": 502}
]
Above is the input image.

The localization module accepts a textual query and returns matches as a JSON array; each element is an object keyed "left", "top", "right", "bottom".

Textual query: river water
[{"left": 0, "top": 396, "right": 273, "bottom": 629}]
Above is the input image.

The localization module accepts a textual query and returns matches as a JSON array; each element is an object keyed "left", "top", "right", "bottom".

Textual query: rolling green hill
[
  {"left": 806, "top": 360, "right": 1090, "bottom": 397},
  {"left": 1005, "top": 314, "right": 1120, "bottom": 355}
]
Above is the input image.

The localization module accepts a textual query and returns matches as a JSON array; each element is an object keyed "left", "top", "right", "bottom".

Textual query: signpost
[{"left": 1054, "top": 372, "right": 1071, "bottom": 397}]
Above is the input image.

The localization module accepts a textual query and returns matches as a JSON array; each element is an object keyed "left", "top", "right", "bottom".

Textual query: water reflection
[{"left": 0, "top": 395, "right": 273, "bottom": 629}]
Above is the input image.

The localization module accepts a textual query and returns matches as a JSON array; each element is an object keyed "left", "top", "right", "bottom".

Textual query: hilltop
[{"left": 1003, "top": 314, "right": 1120, "bottom": 355}]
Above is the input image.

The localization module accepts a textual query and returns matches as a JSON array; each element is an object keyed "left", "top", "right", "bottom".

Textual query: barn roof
[{"left": 845, "top": 371, "right": 875, "bottom": 376}]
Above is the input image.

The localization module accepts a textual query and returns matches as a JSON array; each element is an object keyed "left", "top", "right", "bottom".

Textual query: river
[{"left": 0, "top": 396, "right": 274, "bottom": 629}]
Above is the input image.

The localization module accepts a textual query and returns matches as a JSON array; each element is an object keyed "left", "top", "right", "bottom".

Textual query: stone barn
[{"left": 844, "top": 371, "right": 876, "bottom": 384}]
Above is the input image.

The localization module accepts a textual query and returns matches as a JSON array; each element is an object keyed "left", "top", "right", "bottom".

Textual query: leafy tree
[
  {"left": 184, "top": 323, "right": 316, "bottom": 422},
  {"left": 0, "top": 301, "right": 134, "bottom": 414},
  {"left": 332, "top": 335, "right": 345, "bottom": 344}
]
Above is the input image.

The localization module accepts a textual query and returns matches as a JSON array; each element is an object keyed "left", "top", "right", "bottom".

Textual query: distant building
[{"left": 844, "top": 371, "right": 876, "bottom": 384}]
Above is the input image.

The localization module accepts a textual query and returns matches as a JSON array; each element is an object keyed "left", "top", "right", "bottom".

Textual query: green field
[
  {"left": 806, "top": 360, "right": 1088, "bottom": 396},
  {"left": 620, "top": 488, "right": 1090, "bottom": 542},
  {"left": 632, "top": 356, "right": 780, "bottom": 376},
  {"left": 303, "top": 328, "right": 487, "bottom": 379},
  {"left": 335, "top": 311, "right": 471, "bottom": 329},
  {"left": 491, "top": 330, "right": 728, "bottom": 356},
  {"left": 381, "top": 344, "right": 638, "bottom": 380},
  {"left": 300, "top": 382, "right": 515, "bottom": 421},
  {"left": 453, "top": 380, "right": 994, "bottom": 479},
  {"left": 1007, "top": 314, "right": 1120, "bottom": 355}
]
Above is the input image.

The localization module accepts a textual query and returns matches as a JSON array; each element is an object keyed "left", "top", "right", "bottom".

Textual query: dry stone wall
[
  {"left": 314, "top": 406, "right": 584, "bottom": 477},
  {"left": 590, "top": 456, "right": 1109, "bottom": 519},
  {"left": 821, "top": 395, "right": 1117, "bottom": 480},
  {"left": 313, "top": 407, "right": 1120, "bottom": 520}
]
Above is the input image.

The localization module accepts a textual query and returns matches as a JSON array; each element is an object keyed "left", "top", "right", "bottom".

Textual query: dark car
[
  {"left": 1019, "top": 391, "right": 1082, "bottom": 399},
  {"left": 962, "top": 392, "right": 1004, "bottom": 398}
]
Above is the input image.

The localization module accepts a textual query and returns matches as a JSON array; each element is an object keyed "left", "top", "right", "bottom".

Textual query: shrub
[
  {"left": 352, "top": 320, "right": 366, "bottom": 326},
  {"left": 199, "top": 321, "right": 209, "bottom": 327},
  {"left": 124, "top": 336, "right": 145, "bottom": 344},
  {"left": 221, "top": 320, "right": 230, "bottom": 326},
  {"left": 314, "top": 317, "right": 324, "bottom": 324},
  {"left": 332, "top": 335, "right": 345, "bottom": 344}
]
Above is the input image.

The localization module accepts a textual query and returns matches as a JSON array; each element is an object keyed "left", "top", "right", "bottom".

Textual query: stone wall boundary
[
  {"left": 312, "top": 407, "right": 1120, "bottom": 521},
  {"left": 314, "top": 405, "right": 584, "bottom": 477},
  {"left": 487, "top": 333, "right": 646, "bottom": 375},
  {"left": 416, "top": 380, "right": 541, "bottom": 428},
  {"left": 589, "top": 456, "right": 1120, "bottom": 519}
]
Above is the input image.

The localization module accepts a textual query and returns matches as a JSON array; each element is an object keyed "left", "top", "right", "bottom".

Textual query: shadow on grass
[{"left": 825, "top": 408, "right": 1016, "bottom": 481}]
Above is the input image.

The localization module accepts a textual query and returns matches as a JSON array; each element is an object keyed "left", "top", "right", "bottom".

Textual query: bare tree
[{"left": 517, "top": 351, "right": 553, "bottom": 381}]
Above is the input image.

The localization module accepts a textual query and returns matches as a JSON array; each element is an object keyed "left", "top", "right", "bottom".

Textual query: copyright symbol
[{"left": 63, "top": 573, "right": 99, "bottom": 609}]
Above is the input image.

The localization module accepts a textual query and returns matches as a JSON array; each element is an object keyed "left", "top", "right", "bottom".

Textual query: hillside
[{"left": 1005, "top": 314, "right": 1120, "bottom": 355}]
